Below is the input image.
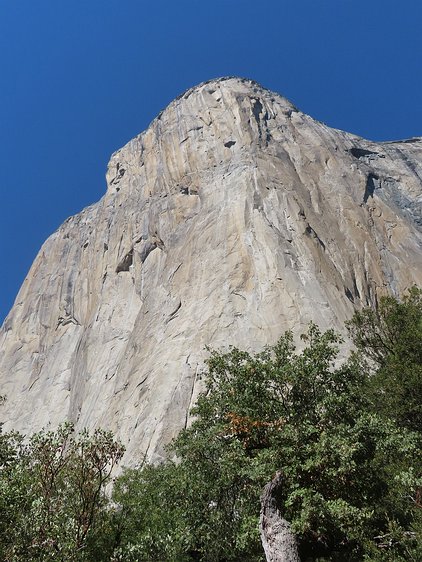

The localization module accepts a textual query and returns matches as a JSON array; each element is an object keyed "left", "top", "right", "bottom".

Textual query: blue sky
[{"left": 1, "top": 0, "right": 421, "bottom": 323}]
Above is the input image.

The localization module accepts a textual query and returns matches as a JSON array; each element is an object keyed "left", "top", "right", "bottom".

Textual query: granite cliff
[{"left": 1, "top": 77, "right": 421, "bottom": 466}]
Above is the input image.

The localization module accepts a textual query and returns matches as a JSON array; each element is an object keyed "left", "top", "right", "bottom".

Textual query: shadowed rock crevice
[
  {"left": 139, "top": 237, "right": 164, "bottom": 263},
  {"left": 252, "top": 97, "right": 264, "bottom": 125},
  {"left": 110, "top": 162, "right": 126, "bottom": 189},
  {"left": 350, "top": 147, "right": 381, "bottom": 160},
  {"left": 363, "top": 173, "right": 380, "bottom": 203},
  {"left": 116, "top": 249, "right": 133, "bottom": 273},
  {"left": 304, "top": 224, "right": 326, "bottom": 251}
]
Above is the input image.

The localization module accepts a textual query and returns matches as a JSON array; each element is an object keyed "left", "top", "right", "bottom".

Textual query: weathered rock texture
[{"left": 1, "top": 77, "right": 422, "bottom": 465}]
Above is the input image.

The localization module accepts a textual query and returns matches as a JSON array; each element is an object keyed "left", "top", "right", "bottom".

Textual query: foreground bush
[{"left": 0, "top": 423, "right": 124, "bottom": 561}]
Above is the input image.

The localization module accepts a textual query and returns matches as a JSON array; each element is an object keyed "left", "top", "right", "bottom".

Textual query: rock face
[{"left": 1, "top": 77, "right": 422, "bottom": 465}]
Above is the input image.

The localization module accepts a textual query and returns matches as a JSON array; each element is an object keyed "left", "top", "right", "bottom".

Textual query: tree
[
  {"left": 112, "top": 462, "right": 194, "bottom": 561},
  {"left": 0, "top": 416, "right": 27, "bottom": 561},
  {"left": 0, "top": 423, "right": 124, "bottom": 561},
  {"left": 347, "top": 286, "right": 422, "bottom": 433},
  {"left": 113, "top": 324, "right": 421, "bottom": 560},
  {"left": 260, "top": 472, "right": 300, "bottom": 562},
  {"left": 346, "top": 288, "right": 422, "bottom": 561}
]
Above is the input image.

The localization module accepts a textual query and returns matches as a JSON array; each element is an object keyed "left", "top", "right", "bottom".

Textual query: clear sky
[{"left": 0, "top": 0, "right": 421, "bottom": 323}]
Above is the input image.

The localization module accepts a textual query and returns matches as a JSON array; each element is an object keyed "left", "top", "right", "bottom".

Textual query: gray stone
[{"left": 1, "top": 77, "right": 422, "bottom": 466}]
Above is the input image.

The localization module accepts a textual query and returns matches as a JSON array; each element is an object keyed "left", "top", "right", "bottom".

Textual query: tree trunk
[{"left": 260, "top": 471, "right": 300, "bottom": 562}]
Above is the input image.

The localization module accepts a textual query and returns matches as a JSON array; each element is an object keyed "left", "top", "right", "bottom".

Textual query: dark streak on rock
[
  {"left": 110, "top": 162, "right": 126, "bottom": 186},
  {"left": 344, "top": 287, "right": 354, "bottom": 303},
  {"left": 363, "top": 174, "right": 380, "bottom": 204},
  {"left": 305, "top": 224, "right": 326, "bottom": 251}
]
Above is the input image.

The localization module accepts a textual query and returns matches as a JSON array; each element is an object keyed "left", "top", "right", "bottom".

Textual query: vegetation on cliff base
[
  {"left": 0, "top": 289, "right": 421, "bottom": 561},
  {"left": 0, "top": 423, "right": 124, "bottom": 561},
  {"left": 113, "top": 322, "right": 421, "bottom": 561},
  {"left": 347, "top": 286, "right": 422, "bottom": 433}
]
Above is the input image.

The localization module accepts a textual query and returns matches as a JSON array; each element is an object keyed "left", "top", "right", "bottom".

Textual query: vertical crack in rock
[{"left": 304, "top": 224, "right": 326, "bottom": 251}]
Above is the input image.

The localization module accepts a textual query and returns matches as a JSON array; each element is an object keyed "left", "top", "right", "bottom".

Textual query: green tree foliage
[
  {"left": 0, "top": 427, "right": 26, "bottom": 560},
  {"left": 113, "top": 323, "right": 421, "bottom": 561},
  {"left": 112, "top": 462, "right": 194, "bottom": 561},
  {"left": 347, "top": 286, "right": 422, "bottom": 433},
  {"left": 346, "top": 287, "right": 422, "bottom": 560},
  {"left": 0, "top": 423, "right": 124, "bottom": 561}
]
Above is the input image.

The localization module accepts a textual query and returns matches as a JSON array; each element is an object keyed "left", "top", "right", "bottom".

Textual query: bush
[{"left": 0, "top": 423, "right": 124, "bottom": 561}]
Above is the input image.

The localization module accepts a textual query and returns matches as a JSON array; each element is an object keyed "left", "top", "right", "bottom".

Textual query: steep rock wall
[{"left": 1, "top": 77, "right": 421, "bottom": 465}]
